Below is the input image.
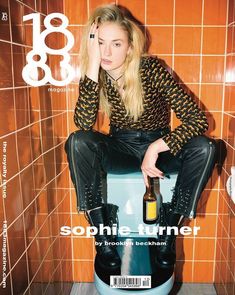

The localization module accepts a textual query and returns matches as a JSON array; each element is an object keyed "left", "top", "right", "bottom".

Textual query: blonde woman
[{"left": 65, "top": 4, "right": 217, "bottom": 270}]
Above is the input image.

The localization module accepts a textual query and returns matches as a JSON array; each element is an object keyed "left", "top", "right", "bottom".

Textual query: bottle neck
[
  {"left": 155, "top": 177, "right": 160, "bottom": 195},
  {"left": 146, "top": 176, "right": 154, "bottom": 194}
]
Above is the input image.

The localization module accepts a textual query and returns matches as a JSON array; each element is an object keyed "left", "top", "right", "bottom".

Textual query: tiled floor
[{"left": 70, "top": 282, "right": 217, "bottom": 295}]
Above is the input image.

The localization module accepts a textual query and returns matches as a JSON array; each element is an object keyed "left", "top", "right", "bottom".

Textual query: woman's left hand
[
  {"left": 141, "top": 143, "right": 164, "bottom": 187},
  {"left": 141, "top": 138, "right": 170, "bottom": 187}
]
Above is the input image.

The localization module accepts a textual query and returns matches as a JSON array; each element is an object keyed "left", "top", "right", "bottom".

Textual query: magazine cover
[{"left": 0, "top": 0, "right": 234, "bottom": 295}]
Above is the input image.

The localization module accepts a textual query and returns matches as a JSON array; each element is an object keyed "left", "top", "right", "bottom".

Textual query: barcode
[{"left": 110, "top": 276, "right": 151, "bottom": 288}]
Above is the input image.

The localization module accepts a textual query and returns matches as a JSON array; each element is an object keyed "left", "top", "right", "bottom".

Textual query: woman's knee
[
  {"left": 65, "top": 130, "right": 101, "bottom": 154},
  {"left": 186, "top": 135, "right": 217, "bottom": 157}
]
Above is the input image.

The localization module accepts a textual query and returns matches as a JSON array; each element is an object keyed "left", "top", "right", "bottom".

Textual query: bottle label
[{"left": 146, "top": 201, "right": 157, "bottom": 221}]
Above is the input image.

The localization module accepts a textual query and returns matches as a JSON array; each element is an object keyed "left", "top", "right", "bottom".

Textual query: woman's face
[{"left": 98, "top": 22, "right": 130, "bottom": 77}]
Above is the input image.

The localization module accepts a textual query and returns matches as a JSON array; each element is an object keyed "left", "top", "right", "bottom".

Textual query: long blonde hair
[{"left": 79, "top": 4, "right": 146, "bottom": 121}]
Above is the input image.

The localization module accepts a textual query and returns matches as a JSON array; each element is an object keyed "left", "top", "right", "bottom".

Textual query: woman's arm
[
  {"left": 153, "top": 57, "right": 208, "bottom": 156},
  {"left": 141, "top": 57, "right": 208, "bottom": 185},
  {"left": 74, "top": 22, "right": 101, "bottom": 130},
  {"left": 74, "top": 76, "right": 100, "bottom": 130},
  {"left": 141, "top": 138, "right": 170, "bottom": 187}
]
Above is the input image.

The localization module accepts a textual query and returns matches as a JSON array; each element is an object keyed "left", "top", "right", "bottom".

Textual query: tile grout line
[
  {"left": 51, "top": 102, "right": 61, "bottom": 293},
  {"left": 6, "top": 189, "right": 70, "bottom": 279},
  {"left": 0, "top": 164, "right": 68, "bottom": 233},
  {"left": 15, "top": 0, "right": 38, "bottom": 13},
  {"left": 170, "top": 0, "right": 175, "bottom": 130},
  {"left": 24, "top": 85, "right": 37, "bottom": 295},
  {"left": 192, "top": 0, "right": 205, "bottom": 282},
  {"left": 51, "top": 1, "right": 66, "bottom": 291},
  {"left": 146, "top": 24, "right": 228, "bottom": 27},
  {"left": 9, "top": 0, "right": 32, "bottom": 291},
  {"left": 0, "top": 38, "right": 229, "bottom": 56},
  {"left": 224, "top": 111, "right": 235, "bottom": 118},
  {"left": 218, "top": 189, "right": 235, "bottom": 229},
  {"left": 0, "top": 139, "right": 66, "bottom": 189},
  {"left": 28, "top": 67, "right": 45, "bottom": 293},
  {"left": 223, "top": 139, "right": 235, "bottom": 151},
  {"left": 1, "top": 184, "right": 70, "bottom": 290},
  {"left": 216, "top": 233, "right": 235, "bottom": 282},
  {"left": 4, "top": 82, "right": 235, "bottom": 89},
  {"left": 213, "top": 0, "right": 230, "bottom": 283},
  {"left": 90, "top": 0, "right": 96, "bottom": 273},
  {"left": 0, "top": 81, "right": 230, "bottom": 92},
  {"left": 0, "top": 110, "right": 67, "bottom": 140},
  {"left": 10, "top": 1, "right": 29, "bottom": 293},
  {"left": 65, "top": 0, "right": 76, "bottom": 284},
  {"left": 144, "top": 0, "right": 147, "bottom": 52},
  {"left": 3, "top": 0, "right": 14, "bottom": 294}
]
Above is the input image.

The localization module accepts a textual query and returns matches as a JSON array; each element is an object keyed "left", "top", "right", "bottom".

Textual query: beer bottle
[
  {"left": 154, "top": 177, "right": 162, "bottom": 223},
  {"left": 143, "top": 176, "right": 157, "bottom": 224}
]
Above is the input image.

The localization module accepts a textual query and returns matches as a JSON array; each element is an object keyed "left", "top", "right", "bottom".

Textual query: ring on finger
[{"left": 89, "top": 33, "right": 95, "bottom": 39}]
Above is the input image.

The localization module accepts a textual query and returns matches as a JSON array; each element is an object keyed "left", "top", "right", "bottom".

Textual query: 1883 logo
[{"left": 22, "top": 13, "right": 75, "bottom": 86}]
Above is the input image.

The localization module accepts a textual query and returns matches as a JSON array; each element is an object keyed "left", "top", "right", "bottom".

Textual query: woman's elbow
[{"left": 73, "top": 115, "right": 92, "bottom": 131}]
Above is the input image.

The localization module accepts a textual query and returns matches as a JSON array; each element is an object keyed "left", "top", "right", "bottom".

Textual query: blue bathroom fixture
[{"left": 94, "top": 172, "right": 178, "bottom": 295}]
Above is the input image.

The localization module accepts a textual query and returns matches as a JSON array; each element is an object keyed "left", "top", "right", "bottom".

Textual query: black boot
[
  {"left": 103, "top": 203, "right": 119, "bottom": 243},
  {"left": 86, "top": 205, "right": 121, "bottom": 269},
  {"left": 156, "top": 203, "right": 184, "bottom": 268}
]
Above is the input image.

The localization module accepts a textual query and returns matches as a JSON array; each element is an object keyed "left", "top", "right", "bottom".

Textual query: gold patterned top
[{"left": 74, "top": 56, "right": 208, "bottom": 155}]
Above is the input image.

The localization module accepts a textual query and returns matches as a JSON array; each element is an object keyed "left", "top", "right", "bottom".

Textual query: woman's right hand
[{"left": 86, "top": 22, "right": 101, "bottom": 82}]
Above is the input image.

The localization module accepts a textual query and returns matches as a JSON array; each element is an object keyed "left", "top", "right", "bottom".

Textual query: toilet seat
[{"left": 94, "top": 172, "right": 177, "bottom": 295}]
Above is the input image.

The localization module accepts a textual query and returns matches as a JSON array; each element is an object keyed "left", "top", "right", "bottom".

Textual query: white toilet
[{"left": 94, "top": 172, "right": 178, "bottom": 295}]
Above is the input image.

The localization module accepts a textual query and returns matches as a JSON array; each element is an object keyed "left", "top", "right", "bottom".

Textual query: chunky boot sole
[
  {"left": 156, "top": 204, "right": 182, "bottom": 268},
  {"left": 86, "top": 205, "right": 121, "bottom": 269},
  {"left": 155, "top": 248, "right": 176, "bottom": 269},
  {"left": 96, "top": 247, "right": 121, "bottom": 270}
]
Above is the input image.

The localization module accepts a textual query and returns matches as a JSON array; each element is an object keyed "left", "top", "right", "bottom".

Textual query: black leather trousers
[{"left": 65, "top": 127, "right": 217, "bottom": 219}]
